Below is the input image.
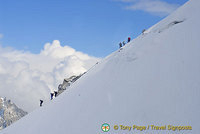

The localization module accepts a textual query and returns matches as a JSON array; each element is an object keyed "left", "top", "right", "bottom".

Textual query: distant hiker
[
  {"left": 127, "top": 37, "right": 131, "bottom": 43},
  {"left": 54, "top": 91, "right": 58, "bottom": 97},
  {"left": 50, "top": 93, "right": 54, "bottom": 100},
  {"left": 122, "top": 41, "right": 126, "bottom": 46},
  {"left": 142, "top": 29, "right": 146, "bottom": 35},
  {"left": 40, "top": 100, "right": 43, "bottom": 107},
  {"left": 119, "top": 42, "right": 122, "bottom": 48}
]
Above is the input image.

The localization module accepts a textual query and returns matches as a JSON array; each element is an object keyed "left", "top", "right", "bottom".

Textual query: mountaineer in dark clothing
[
  {"left": 128, "top": 37, "right": 131, "bottom": 43},
  {"left": 40, "top": 100, "right": 43, "bottom": 107},
  {"left": 54, "top": 91, "right": 58, "bottom": 97},
  {"left": 119, "top": 42, "right": 122, "bottom": 48},
  {"left": 50, "top": 93, "right": 54, "bottom": 100},
  {"left": 122, "top": 41, "right": 126, "bottom": 46}
]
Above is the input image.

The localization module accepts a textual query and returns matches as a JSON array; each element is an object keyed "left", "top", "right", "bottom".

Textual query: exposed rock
[{"left": 0, "top": 97, "right": 27, "bottom": 130}]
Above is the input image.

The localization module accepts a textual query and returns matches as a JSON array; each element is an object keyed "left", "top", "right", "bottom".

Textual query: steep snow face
[
  {"left": 1, "top": 0, "right": 200, "bottom": 133},
  {"left": 0, "top": 97, "right": 27, "bottom": 130}
]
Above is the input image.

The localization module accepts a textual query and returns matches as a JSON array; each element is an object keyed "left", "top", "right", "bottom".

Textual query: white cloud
[
  {"left": 0, "top": 40, "right": 101, "bottom": 112},
  {"left": 115, "top": 0, "right": 180, "bottom": 17}
]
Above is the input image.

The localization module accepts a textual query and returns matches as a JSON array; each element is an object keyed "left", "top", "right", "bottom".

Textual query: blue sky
[{"left": 0, "top": 0, "right": 188, "bottom": 57}]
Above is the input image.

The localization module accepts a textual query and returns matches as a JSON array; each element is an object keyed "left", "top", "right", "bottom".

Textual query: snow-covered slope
[{"left": 1, "top": 0, "right": 200, "bottom": 133}]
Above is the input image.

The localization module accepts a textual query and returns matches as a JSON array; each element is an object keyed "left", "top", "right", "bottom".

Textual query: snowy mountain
[
  {"left": 0, "top": 97, "right": 27, "bottom": 130},
  {"left": 1, "top": 0, "right": 200, "bottom": 133}
]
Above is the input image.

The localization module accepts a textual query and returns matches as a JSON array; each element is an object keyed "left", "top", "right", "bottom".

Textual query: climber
[
  {"left": 127, "top": 37, "right": 131, "bottom": 43},
  {"left": 40, "top": 100, "right": 43, "bottom": 107},
  {"left": 142, "top": 29, "right": 146, "bottom": 35},
  {"left": 50, "top": 93, "right": 54, "bottom": 100},
  {"left": 54, "top": 91, "right": 58, "bottom": 97},
  {"left": 119, "top": 42, "right": 122, "bottom": 48},
  {"left": 122, "top": 41, "right": 126, "bottom": 46}
]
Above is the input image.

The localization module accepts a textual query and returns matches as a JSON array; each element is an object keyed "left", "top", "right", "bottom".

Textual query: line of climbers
[
  {"left": 39, "top": 33, "right": 146, "bottom": 107},
  {"left": 39, "top": 32, "right": 150, "bottom": 107},
  {"left": 40, "top": 31, "right": 149, "bottom": 107},
  {"left": 119, "top": 37, "right": 131, "bottom": 48},
  {"left": 119, "top": 29, "right": 147, "bottom": 49},
  {"left": 50, "top": 91, "right": 58, "bottom": 100},
  {"left": 40, "top": 74, "right": 83, "bottom": 107},
  {"left": 40, "top": 91, "right": 58, "bottom": 107}
]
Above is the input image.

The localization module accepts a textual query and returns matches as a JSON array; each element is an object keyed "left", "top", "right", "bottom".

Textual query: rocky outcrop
[
  {"left": 57, "top": 74, "right": 84, "bottom": 96},
  {"left": 0, "top": 97, "right": 27, "bottom": 130}
]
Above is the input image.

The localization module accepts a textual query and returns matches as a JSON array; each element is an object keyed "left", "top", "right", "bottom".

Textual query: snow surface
[{"left": 1, "top": 0, "right": 200, "bottom": 133}]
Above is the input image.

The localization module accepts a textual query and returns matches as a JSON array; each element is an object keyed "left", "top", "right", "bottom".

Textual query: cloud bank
[
  {"left": 115, "top": 0, "right": 180, "bottom": 17},
  {"left": 0, "top": 40, "right": 100, "bottom": 112}
]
